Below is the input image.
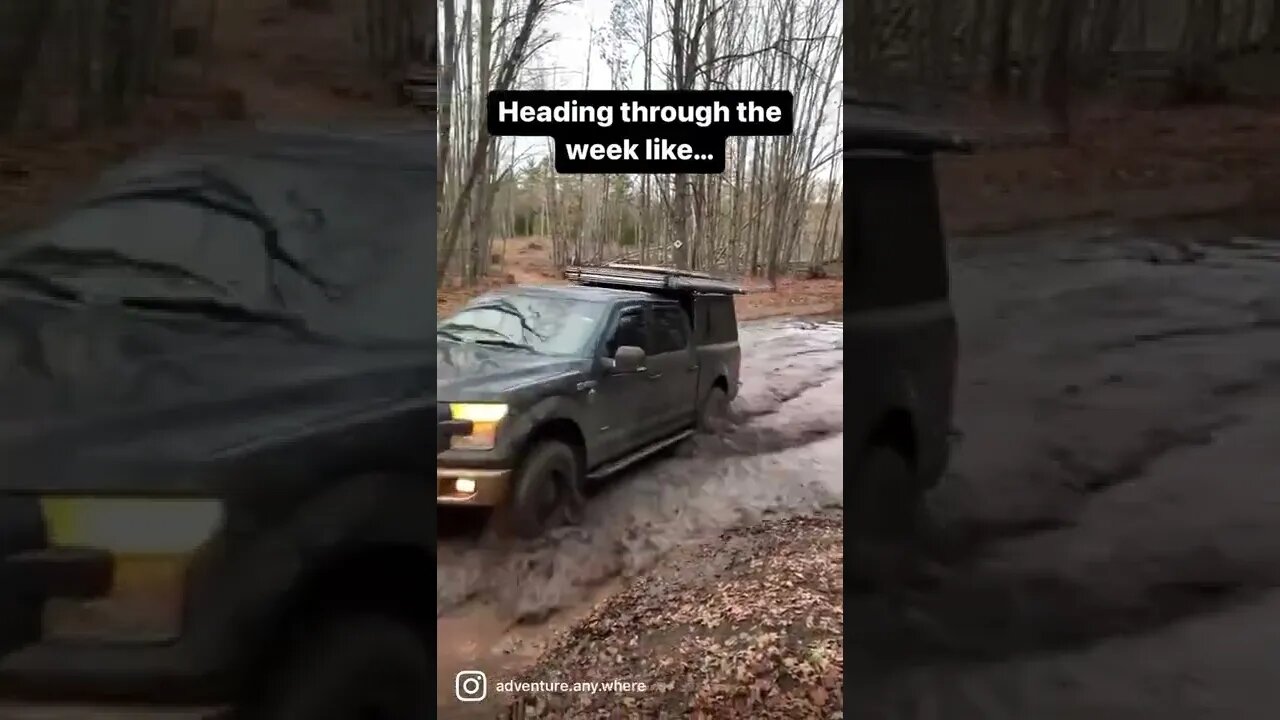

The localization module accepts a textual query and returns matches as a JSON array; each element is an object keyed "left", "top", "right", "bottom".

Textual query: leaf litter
[{"left": 498, "top": 512, "right": 844, "bottom": 719}]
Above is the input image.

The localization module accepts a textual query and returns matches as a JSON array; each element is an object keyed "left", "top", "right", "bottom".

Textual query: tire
[
  {"left": 849, "top": 444, "right": 925, "bottom": 540},
  {"left": 253, "top": 615, "right": 431, "bottom": 720},
  {"left": 492, "top": 439, "right": 584, "bottom": 539},
  {"left": 697, "top": 386, "right": 731, "bottom": 434}
]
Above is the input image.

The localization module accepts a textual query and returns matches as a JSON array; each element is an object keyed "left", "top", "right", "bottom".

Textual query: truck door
[
  {"left": 590, "top": 304, "right": 654, "bottom": 461},
  {"left": 647, "top": 303, "right": 699, "bottom": 435}
]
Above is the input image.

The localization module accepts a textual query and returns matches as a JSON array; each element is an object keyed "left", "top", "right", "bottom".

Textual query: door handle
[{"left": 648, "top": 373, "right": 663, "bottom": 380}]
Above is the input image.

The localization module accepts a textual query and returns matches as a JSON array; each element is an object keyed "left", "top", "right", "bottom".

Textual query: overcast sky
[
  {"left": 497, "top": 1, "right": 843, "bottom": 175},
  {"left": 527, "top": 2, "right": 614, "bottom": 90}
]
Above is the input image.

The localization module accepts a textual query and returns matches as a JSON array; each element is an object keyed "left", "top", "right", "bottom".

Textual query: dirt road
[{"left": 437, "top": 215, "right": 1280, "bottom": 718}]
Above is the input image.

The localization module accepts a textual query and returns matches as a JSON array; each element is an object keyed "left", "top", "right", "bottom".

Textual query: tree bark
[
  {"left": 0, "top": 2, "right": 57, "bottom": 131},
  {"left": 1040, "top": 0, "right": 1074, "bottom": 143},
  {"left": 988, "top": 0, "right": 1015, "bottom": 95},
  {"left": 437, "top": 0, "right": 545, "bottom": 281}
]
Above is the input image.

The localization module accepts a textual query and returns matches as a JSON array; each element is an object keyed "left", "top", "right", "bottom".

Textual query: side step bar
[{"left": 587, "top": 429, "right": 695, "bottom": 481}]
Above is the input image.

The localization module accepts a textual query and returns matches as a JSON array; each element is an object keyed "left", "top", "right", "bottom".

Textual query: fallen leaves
[{"left": 498, "top": 513, "right": 844, "bottom": 719}]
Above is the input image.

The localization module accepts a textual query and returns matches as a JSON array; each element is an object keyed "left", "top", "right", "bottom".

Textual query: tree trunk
[
  {"left": 988, "top": 0, "right": 1015, "bottom": 95},
  {"left": 851, "top": 0, "right": 877, "bottom": 96},
  {"left": 1177, "top": 0, "right": 1224, "bottom": 101},
  {"left": 1084, "top": 0, "right": 1123, "bottom": 85},
  {"left": 466, "top": 0, "right": 494, "bottom": 285},
  {"left": 1267, "top": 0, "right": 1280, "bottom": 48},
  {"left": 1040, "top": 0, "right": 1073, "bottom": 143},
  {"left": 437, "top": 0, "right": 457, "bottom": 255},
  {"left": 438, "top": 0, "right": 545, "bottom": 281},
  {"left": 0, "top": 2, "right": 57, "bottom": 131}
]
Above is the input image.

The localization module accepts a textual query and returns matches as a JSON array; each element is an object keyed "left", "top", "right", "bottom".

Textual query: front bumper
[
  {"left": 0, "top": 637, "right": 230, "bottom": 706},
  {"left": 0, "top": 702, "right": 230, "bottom": 719},
  {"left": 436, "top": 467, "right": 511, "bottom": 507}
]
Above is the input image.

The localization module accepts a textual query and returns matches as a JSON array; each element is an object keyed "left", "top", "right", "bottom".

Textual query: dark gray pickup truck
[
  {"left": 844, "top": 94, "right": 971, "bottom": 537},
  {"left": 0, "top": 127, "right": 440, "bottom": 720},
  {"left": 437, "top": 265, "right": 742, "bottom": 537}
]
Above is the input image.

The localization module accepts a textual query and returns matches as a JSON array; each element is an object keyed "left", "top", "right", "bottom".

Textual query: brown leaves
[{"left": 498, "top": 513, "right": 845, "bottom": 719}]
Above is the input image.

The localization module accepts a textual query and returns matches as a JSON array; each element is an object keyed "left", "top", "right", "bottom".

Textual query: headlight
[
  {"left": 39, "top": 497, "right": 224, "bottom": 643},
  {"left": 449, "top": 403, "right": 508, "bottom": 450}
]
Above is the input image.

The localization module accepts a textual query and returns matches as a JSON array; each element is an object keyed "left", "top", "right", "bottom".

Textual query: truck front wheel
[
  {"left": 254, "top": 615, "right": 431, "bottom": 720},
  {"left": 492, "top": 439, "right": 584, "bottom": 539}
]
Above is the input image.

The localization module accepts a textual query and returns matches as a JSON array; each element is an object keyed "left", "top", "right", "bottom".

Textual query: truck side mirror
[{"left": 609, "top": 345, "right": 646, "bottom": 374}]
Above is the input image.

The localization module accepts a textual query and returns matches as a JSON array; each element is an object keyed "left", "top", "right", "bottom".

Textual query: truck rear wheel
[
  {"left": 255, "top": 615, "right": 431, "bottom": 720},
  {"left": 492, "top": 439, "right": 584, "bottom": 539},
  {"left": 697, "top": 386, "right": 731, "bottom": 433}
]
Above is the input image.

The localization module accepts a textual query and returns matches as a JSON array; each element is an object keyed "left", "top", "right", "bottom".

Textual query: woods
[
  {"left": 0, "top": 0, "right": 434, "bottom": 136},
  {"left": 436, "top": 0, "right": 845, "bottom": 287},
  {"left": 847, "top": 0, "right": 1280, "bottom": 118}
]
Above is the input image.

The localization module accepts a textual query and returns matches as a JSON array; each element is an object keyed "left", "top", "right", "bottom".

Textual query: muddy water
[
  {"left": 435, "top": 316, "right": 845, "bottom": 712},
  {"left": 848, "top": 219, "right": 1280, "bottom": 718}
]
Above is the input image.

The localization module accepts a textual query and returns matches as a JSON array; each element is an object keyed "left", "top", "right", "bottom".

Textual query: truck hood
[
  {"left": 0, "top": 297, "right": 434, "bottom": 493},
  {"left": 436, "top": 339, "right": 585, "bottom": 401}
]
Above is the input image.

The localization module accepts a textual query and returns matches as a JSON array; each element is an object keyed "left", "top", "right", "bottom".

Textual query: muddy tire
[
  {"left": 492, "top": 439, "right": 584, "bottom": 539},
  {"left": 697, "top": 386, "right": 731, "bottom": 434},
  {"left": 849, "top": 444, "right": 925, "bottom": 540},
  {"left": 254, "top": 615, "right": 431, "bottom": 720}
]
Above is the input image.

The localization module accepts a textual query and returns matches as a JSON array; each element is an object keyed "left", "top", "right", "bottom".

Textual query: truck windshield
[{"left": 439, "top": 294, "right": 604, "bottom": 357}]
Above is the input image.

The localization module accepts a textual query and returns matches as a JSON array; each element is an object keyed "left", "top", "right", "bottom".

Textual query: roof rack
[{"left": 564, "top": 263, "right": 745, "bottom": 295}]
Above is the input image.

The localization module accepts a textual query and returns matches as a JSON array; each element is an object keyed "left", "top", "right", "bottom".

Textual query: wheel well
[
  {"left": 521, "top": 418, "right": 587, "bottom": 468},
  {"left": 240, "top": 543, "right": 433, "bottom": 699},
  {"left": 868, "top": 408, "right": 917, "bottom": 469}
]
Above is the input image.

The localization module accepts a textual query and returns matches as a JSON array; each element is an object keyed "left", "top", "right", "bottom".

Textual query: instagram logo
[{"left": 455, "top": 670, "right": 487, "bottom": 702}]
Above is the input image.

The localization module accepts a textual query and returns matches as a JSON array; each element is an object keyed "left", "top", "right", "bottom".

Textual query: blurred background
[{"left": 0, "top": 0, "right": 435, "bottom": 233}]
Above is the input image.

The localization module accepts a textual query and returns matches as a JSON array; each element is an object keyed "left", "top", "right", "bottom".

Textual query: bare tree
[
  {"left": 438, "top": 0, "right": 553, "bottom": 281},
  {"left": 438, "top": 0, "right": 844, "bottom": 287}
]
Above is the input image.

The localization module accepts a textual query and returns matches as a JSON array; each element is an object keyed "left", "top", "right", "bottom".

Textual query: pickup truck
[
  {"left": 844, "top": 94, "right": 970, "bottom": 537},
  {"left": 437, "top": 264, "right": 743, "bottom": 538},
  {"left": 0, "top": 126, "right": 439, "bottom": 720}
]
